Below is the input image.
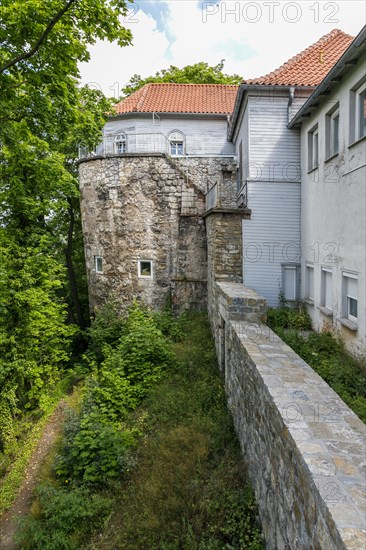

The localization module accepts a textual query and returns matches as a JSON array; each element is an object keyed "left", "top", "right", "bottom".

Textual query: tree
[
  {"left": 121, "top": 60, "right": 243, "bottom": 97},
  {"left": 0, "top": 0, "right": 132, "bottom": 446}
]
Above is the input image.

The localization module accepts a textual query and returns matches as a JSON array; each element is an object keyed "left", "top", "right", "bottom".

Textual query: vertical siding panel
[{"left": 243, "top": 181, "right": 301, "bottom": 307}]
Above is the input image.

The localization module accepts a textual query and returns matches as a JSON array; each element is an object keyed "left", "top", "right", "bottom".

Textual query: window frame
[
  {"left": 356, "top": 82, "right": 366, "bottom": 140},
  {"left": 320, "top": 267, "right": 332, "bottom": 312},
  {"left": 138, "top": 259, "right": 153, "bottom": 279},
  {"left": 114, "top": 132, "right": 127, "bottom": 154},
  {"left": 305, "top": 263, "right": 314, "bottom": 302},
  {"left": 95, "top": 255, "right": 103, "bottom": 274},
  {"left": 342, "top": 272, "right": 358, "bottom": 323},
  {"left": 281, "top": 264, "right": 300, "bottom": 302},
  {"left": 325, "top": 104, "right": 340, "bottom": 159},
  {"left": 168, "top": 130, "right": 185, "bottom": 157},
  {"left": 308, "top": 124, "right": 319, "bottom": 171}
]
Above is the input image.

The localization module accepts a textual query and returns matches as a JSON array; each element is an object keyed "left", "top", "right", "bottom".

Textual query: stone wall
[
  {"left": 78, "top": 153, "right": 236, "bottom": 312},
  {"left": 210, "top": 282, "right": 366, "bottom": 550}
]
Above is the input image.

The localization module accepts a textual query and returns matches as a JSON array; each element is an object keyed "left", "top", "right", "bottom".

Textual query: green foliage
[
  {"left": 267, "top": 307, "right": 312, "bottom": 331},
  {"left": 91, "top": 313, "right": 264, "bottom": 549},
  {"left": 55, "top": 410, "right": 139, "bottom": 485},
  {"left": 16, "top": 484, "right": 111, "bottom": 550},
  {"left": 0, "top": 0, "right": 132, "bottom": 482},
  {"left": 55, "top": 304, "right": 174, "bottom": 485},
  {"left": 19, "top": 312, "right": 263, "bottom": 549},
  {"left": 86, "top": 299, "right": 127, "bottom": 362},
  {"left": 121, "top": 60, "right": 242, "bottom": 96}
]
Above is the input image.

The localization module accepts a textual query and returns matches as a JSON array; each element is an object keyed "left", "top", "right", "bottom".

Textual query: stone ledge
[
  {"left": 227, "top": 319, "right": 366, "bottom": 549},
  {"left": 203, "top": 207, "right": 251, "bottom": 218},
  {"left": 339, "top": 318, "right": 358, "bottom": 332}
]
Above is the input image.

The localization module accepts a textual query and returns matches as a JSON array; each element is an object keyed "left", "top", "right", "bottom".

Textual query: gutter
[{"left": 110, "top": 111, "right": 229, "bottom": 121}]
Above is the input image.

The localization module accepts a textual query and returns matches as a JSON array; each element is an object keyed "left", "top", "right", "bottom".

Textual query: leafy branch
[{"left": 0, "top": 0, "right": 77, "bottom": 74}]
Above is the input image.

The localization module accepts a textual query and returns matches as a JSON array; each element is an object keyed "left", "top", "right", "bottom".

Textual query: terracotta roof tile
[
  {"left": 114, "top": 83, "right": 238, "bottom": 115},
  {"left": 244, "top": 29, "right": 354, "bottom": 86}
]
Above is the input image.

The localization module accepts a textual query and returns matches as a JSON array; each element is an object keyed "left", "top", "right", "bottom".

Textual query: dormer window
[
  {"left": 114, "top": 132, "right": 127, "bottom": 154},
  {"left": 168, "top": 131, "right": 185, "bottom": 156}
]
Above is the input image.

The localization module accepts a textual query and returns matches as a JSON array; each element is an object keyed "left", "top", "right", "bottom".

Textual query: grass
[
  {"left": 17, "top": 312, "right": 264, "bottom": 549},
  {"left": 90, "top": 313, "right": 264, "bottom": 549},
  {"left": 267, "top": 307, "right": 366, "bottom": 423}
]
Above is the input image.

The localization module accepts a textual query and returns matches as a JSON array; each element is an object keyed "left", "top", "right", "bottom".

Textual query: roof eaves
[{"left": 289, "top": 25, "right": 366, "bottom": 128}]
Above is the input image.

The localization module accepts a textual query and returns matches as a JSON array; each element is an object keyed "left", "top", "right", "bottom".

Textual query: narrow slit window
[
  {"left": 329, "top": 110, "right": 339, "bottom": 157},
  {"left": 95, "top": 256, "right": 103, "bottom": 274},
  {"left": 357, "top": 83, "right": 366, "bottom": 140},
  {"left": 321, "top": 268, "right": 332, "bottom": 311},
  {"left": 305, "top": 264, "right": 314, "bottom": 301},
  {"left": 308, "top": 124, "right": 319, "bottom": 170}
]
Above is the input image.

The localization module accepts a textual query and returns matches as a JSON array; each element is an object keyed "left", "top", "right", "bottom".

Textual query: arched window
[
  {"left": 168, "top": 130, "right": 185, "bottom": 156},
  {"left": 114, "top": 132, "right": 127, "bottom": 154}
]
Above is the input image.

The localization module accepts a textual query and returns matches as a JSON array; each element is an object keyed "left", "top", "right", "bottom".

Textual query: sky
[{"left": 79, "top": 1, "right": 366, "bottom": 98}]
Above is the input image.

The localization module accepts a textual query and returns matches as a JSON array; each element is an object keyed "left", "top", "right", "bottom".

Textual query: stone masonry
[
  {"left": 211, "top": 282, "right": 366, "bottom": 550},
  {"left": 78, "top": 153, "right": 238, "bottom": 312}
]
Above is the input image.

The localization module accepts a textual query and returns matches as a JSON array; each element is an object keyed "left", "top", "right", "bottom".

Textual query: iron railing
[
  {"left": 79, "top": 132, "right": 218, "bottom": 192},
  {"left": 236, "top": 180, "right": 248, "bottom": 209}
]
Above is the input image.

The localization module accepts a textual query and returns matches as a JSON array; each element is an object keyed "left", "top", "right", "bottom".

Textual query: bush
[
  {"left": 16, "top": 484, "right": 111, "bottom": 550},
  {"left": 267, "top": 307, "right": 312, "bottom": 331},
  {"left": 54, "top": 303, "right": 175, "bottom": 485},
  {"left": 55, "top": 411, "right": 138, "bottom": 485}
]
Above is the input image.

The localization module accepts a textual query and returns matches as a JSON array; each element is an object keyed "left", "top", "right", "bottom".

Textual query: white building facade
[{"left": 290, "top": 26, "right": 366, "bottom": 357}]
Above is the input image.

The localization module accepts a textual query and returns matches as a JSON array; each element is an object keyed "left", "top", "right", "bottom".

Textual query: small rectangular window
[
  {"left": 282, "top": 265, "right": 300, "bottom": 302},
  {"left": 305, "top": 264, "right": 314, "bottom": 301},
  {"left": 308, "top": 125, "right": 319, "bottom": 171},
  {"left": 95, "top": 256, "right": 103, "bottom": 274},
  {"left": 343, "top": 272, "right": 358, "bottom": 323},
  {"left": 170, "top": 142, "right": 183, "bottom": 156},
  {"left": 138, "top": 259, "right": 153, "bottom": 279},
  {"left": 321, "top": 268, "right": 332, "bottom": 311}
]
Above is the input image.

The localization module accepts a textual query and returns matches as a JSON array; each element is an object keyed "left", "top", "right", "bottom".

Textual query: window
[
  {"left": 343, "top": 272, "right": 358, "bottom": 323},
  {"left": 168, "top": 131, "right": 185, "bottom": 156},
  {"left": 356, "top": 83, "right": 366, "bottom": 140},
  {"left": 321, "top": 267, "right": 332, "bottom": 311},
  {"left": 282, "top": 265, "right": 300, "bottom": 301},
  {"left": 95, "top": 256, "right": 103, "bottom": 274},
  {"left": 114, "top": 132, "right": 127, "bottom": 154},
  {"left": 308, "top": 125, "right": 319, "bottom": 170},
  {"left": 138, "top": 260, "right": 153, "bottom": 279},
  {"left": 326, "top": 106, "right": 339, "bottom": 158},
  {"left": 305, "top": 264, "right": 314, "bottom": 301}
]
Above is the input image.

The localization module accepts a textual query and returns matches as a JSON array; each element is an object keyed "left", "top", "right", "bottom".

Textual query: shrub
[
  {"left": 267, "top": 307, "right": 312, "bottom": 331},
  {"left": 16, "top": 484, "right": 111, "bottom": 549}
]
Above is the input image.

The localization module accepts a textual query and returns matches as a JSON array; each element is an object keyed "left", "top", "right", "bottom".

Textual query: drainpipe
[{"left": 288, "top": 86, "right": 296, "bottom": 124}]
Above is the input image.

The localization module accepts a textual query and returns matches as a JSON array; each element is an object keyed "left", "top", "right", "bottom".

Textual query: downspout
[{"left": 288, "top": 86, "right": 296, "bottom": 124}]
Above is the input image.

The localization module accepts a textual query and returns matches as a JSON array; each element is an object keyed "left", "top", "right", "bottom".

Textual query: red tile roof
[
  {"left": 244, "top": 29, "right": 354, "bottom": 86},
  {"left": 114, "top": 83, "right": 238, "bottom": 115}
]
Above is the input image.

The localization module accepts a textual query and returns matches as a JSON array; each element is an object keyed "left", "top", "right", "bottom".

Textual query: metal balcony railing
[
  {"left": 237, "top": 180, "right": 248, "bottom": 209},
  {"left": 78, "top": 132, "right": 219, "bottom": 193}
]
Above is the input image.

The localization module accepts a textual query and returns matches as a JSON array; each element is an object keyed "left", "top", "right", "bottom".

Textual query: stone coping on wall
[{"left": 214, "top": 282, "right": 366, "bottom": 549}]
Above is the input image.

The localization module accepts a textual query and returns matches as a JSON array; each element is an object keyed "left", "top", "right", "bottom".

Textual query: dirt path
[{"left": 0, "top": 400, "right": 67, "bottom": 550}]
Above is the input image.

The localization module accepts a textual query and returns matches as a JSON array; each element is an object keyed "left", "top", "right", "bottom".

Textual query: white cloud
[
  {"left": 78, "top": 1, "right": 366, "bottom": 95},
  {"left": 78, "top": 9, "right": 170, "bottom": 98}
]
